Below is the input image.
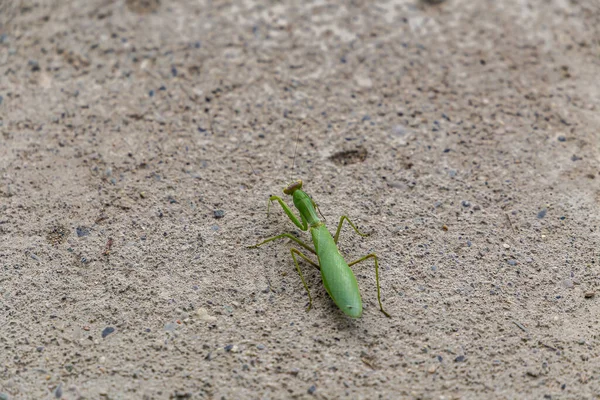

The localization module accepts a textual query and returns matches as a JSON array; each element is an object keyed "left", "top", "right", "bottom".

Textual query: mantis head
[{"left": 283, "top": 179, "right": 303, "bottom": 195}]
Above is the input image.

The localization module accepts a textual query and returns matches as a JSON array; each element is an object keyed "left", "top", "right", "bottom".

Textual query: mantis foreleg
[{"left": 267, "top": 196, "right": 308, "bottom": 231}]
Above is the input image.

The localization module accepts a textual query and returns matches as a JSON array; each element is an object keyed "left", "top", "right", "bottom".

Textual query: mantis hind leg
[
  {"left": 290, "top": 248, "right": 320, "bottom": 312},
  {"left": 334, "top": 215, "right": 369, "bottom": 244},
  {"left": 348, "top": 253, "right": 391, "bottom": 318}
]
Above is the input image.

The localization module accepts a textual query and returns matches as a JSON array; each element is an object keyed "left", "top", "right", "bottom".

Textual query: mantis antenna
[{"left": 289, "top": 123, "right": 301, "bottom": 183}]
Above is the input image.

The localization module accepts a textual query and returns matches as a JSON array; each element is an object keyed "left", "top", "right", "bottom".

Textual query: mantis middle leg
[
  {"left": 333, "top": 215, "right": 369, "bottom": 244},
  {"left": 248, "top": 233, "right": 316, "bottom": 255}
]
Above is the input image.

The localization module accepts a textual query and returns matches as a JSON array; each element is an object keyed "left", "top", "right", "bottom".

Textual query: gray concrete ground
[{"left": 1, "top": 0, "right": 600, "bottom": 398}]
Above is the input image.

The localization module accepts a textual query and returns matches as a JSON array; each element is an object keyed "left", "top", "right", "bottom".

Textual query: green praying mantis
[{"left": 249, "top": 178, "right": 391, "bottom": 318}]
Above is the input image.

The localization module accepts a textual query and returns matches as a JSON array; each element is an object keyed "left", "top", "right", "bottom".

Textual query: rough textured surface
[{"left": 1, "top": 0, "right": 599, "bottom": 398}]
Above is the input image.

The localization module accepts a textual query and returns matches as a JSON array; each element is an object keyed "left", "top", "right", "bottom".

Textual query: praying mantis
[{"left": 249, "top": 179, "right": 391, "bottom": 318}]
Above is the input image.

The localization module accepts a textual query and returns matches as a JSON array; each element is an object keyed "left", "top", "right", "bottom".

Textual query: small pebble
[
  {"left": 101, "top": 327, "right": 115, "bottom": 338},
  {"left": 537, "top": 209, "right": 547, "bottom": 219},
  {"left": 308, "top": 385, "right": 316, "bottom": 395},
  {"left": 224, "top": 344, "right": 233, "bottom": 352},
  {"left": 148, "top": 90, "right": 154, "bottom": 97},
  {"left": 584, "top": 292, "right": 595, "bottom": 298},
  {"left": 391, "top": 125, "right": 407, "bottom": 136},
  {"left": 36, "top": 346, "right": 44, "bottom": 352},
  {"left": 213, "top": 210, "right": 225, "bottom": 219},
  {"left": 428, "top": 364, "right": 437, "bottom": 373},
  {"left": 563, "top": 279, "right": 574, "bottom": 289},
  {"left": 256, "top": 344, "right": 265, "bottom": 350},
  {"left": 54, "top": 383, "right": 62, "bottom": 398},
  {"left": 503, "top": 243, "right": 510, "bottom": 249},
  {"left": 388, "top": 181, "right": 408, "bottom": 190},
  {"left": 29, "top": 60, "right": 40, "bottom": 71},
  {"left": 196, "top": 307, "right": 217, "bottom": 322},
  {"left": 76, "top": 226, "right": 90, "bottom": 237},
  {"left": 454, "top": 355, "right": 466, "bottom": 362},
  {"left": 507, "top": 260, "right": 517, "bottom": 266},
  {"left": 0, "top": 95, "right": 3, "bottom": 106},
  {"left": 164, "top": 322, "right": 177, "bottom": 332},
  {"left": 558, "top": 136, "right": 566, "bottom": 142},
  {"left": 461, "top": 200, "right": 471, "bottom": 207}
]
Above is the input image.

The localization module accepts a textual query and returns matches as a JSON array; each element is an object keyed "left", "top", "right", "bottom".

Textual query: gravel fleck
[
  {"left": 101, "top": 327, "right": 115, "bottom": 338},
  {"left": 213, "top": 210, "right": 225, "bottom": 219},
  {"left": 537, "top": 209, "right": 547, "bottom": 219},
  {"left": 54, "top": 383, "right": 63, "bottom": 398},
  {"left": 76, "top": 226, "right": 90, "bottom": 237}
]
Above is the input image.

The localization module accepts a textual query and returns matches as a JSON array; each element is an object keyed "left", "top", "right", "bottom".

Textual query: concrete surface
[{"left": 1, "top": 0, "right": 600, "bottom": 398}]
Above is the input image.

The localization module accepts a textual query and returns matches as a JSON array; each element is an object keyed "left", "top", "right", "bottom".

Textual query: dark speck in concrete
[
  {"left": 102, "top": 327, "right": 115, "bottom": 338},
  {"left": 537, "top": 209, "right": 547, "bottom": 219}
]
